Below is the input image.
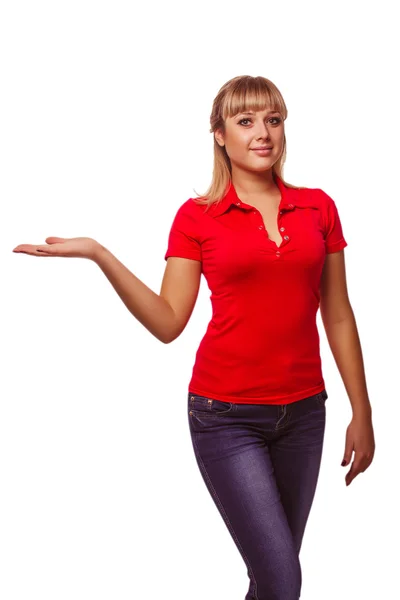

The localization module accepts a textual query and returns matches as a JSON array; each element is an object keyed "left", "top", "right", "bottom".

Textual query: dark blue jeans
[{"left": 187, "top": 389, "right": 328, "bottom": 600}]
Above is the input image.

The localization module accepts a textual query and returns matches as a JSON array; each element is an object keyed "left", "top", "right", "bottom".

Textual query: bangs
[{"left": 221, "top": 77, "right": 286, "bottom": 120}]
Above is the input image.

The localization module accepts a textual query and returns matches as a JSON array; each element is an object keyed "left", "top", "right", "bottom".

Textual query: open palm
[{"left": 12, "top": 236, "right": 100, "bottom": 260}]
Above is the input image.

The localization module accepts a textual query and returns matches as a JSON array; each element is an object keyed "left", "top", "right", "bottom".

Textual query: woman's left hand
[{"left": 341, "top": 415, "right": 375, "bottom": 486}]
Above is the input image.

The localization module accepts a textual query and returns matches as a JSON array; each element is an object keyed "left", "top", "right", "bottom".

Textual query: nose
[{"left": 254, "top": 120, "right": 272, "bottom": 139}]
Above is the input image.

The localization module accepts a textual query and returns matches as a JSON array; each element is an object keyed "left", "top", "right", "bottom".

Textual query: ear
[{"left": 214, "top": 128, "right": 225, "bottom": 147}]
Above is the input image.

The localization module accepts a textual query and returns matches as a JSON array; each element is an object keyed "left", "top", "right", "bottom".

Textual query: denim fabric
[{"left": 187, "top": 389, "right": 328, "bottom": 600}]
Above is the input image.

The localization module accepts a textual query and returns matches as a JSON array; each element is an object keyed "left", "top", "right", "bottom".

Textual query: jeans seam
[
  {"left": 275, "top": 405, "right": 292, "bottom": 430},
  {"left": 190, "top": 410, "right": 233, "bottom": 418},
  {"left": 189, "top": 395, "right": 235, "bottom": 417}
]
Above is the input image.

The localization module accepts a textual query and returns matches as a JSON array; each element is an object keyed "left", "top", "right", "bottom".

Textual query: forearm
[
  {"left": 322, "top": 312, "right": 372, "bottom": 418},
  {"left": 93, "top": 245, "right": 176, "bottom": 344}
]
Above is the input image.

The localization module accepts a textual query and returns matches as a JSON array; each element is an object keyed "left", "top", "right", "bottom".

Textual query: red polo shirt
[{"left": 164, "top": 175, "right": 348, "bottom": 405}]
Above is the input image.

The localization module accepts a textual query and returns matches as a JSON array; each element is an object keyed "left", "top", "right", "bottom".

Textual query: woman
[{"left": 13, "top": 75, "right": 375, "bottom": 600}]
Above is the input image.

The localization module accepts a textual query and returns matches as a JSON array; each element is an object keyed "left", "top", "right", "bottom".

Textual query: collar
[{"left": 206, "top": 174, "right": 310, "bottom": 218}]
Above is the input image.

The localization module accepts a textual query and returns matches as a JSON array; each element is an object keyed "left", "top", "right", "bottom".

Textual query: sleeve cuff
[
  {"left": 325, "top": 238, "right": 348, "bottom": 254},
  {"left": 164, "top": 251, "right": 202, "bottom": 261}
]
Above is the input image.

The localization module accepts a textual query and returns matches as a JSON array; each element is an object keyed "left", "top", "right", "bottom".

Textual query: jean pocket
[
  {"left": 315, "top": 389, "right": 328, "bottom": 406},
  {"left": 188, "top": 394, "right": 234, "bottom": 417}
]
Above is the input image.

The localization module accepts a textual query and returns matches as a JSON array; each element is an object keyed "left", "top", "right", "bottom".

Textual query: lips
[{"left": 252, "top": 147, "right": 273, "bottom": 150}]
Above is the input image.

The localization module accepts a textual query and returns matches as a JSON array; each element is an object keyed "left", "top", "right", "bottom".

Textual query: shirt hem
[
  {"left": 326, "top": 238, "right": 348, "bottom": 253},
  {"left": 164, "top": 252, "right": 201, "bottom": 261},
  {"left": 188, "top": 381, "right": 327, "bottom": 405}
]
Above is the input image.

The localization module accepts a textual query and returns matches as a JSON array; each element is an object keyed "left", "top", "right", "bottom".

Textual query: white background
[{"left": 1, "top": 1, "right": 398, "bottom": 598}]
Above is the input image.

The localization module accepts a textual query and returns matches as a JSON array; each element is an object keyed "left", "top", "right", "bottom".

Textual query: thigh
[
  {"left": 269, "top": 391, "right": 327, "bottom": 555},
  {"left": 187, "top": 393, "right": 301, "bottom": 600}
]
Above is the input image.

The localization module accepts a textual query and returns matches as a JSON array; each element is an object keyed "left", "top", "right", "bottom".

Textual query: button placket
[
  {"left": 276, "top": 208, "right": 284, "bottom": 255},
  {"left": 238, "top": 201, "right": 291, "bottom": 255},
  {"left": 276, "top": 204, "right": 295, "bottom": 252}
]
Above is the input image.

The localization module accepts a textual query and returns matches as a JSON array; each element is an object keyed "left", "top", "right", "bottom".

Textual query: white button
[
  {"left": 253, "top": 210, "right": 257, "bottom": 214},
  {"left": 288, "top": 204, "right": 294, "bottom": 208},
  {"left": 284, "top": 235, "right": 289, "bottom": 240},
  {"left": 279, "top": 210, "right": 283, "bottom": 214},
  {"left": 280, "top": 227, "right": 285, "bottom": 232},
  {"left": 236, "top": 201, "right": 241, "bottom": 205},
  {"left": 276, "top": 251, "right": 281, "bottom": 256},
  {"left": 259, "top": 225, "right": 263, "bottom": 230}
]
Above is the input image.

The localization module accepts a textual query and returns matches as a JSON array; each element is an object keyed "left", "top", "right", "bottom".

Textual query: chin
[{"left": 250, "top": 157, "right": 275, "bottom": 169}]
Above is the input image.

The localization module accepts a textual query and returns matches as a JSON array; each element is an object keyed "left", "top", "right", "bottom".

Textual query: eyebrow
[{"left": 238, "top": 111, "right": 280, "bottom": 116}]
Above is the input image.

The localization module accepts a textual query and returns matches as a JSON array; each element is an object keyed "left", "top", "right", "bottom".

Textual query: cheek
[
  {"left": 233, "top": 132, "right": 250, "bottom": 146},
  {"left": 228, "top": 138, "right": 251, "bottom": 159}
]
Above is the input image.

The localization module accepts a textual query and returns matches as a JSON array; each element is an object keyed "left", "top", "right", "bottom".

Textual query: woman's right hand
[{"left": 12, "top": 236, "right": 102, "bottom": 261}]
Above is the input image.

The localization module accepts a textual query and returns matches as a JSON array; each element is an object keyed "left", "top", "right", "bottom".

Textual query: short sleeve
[
  {"left": 164, "top": 200, "right": 202, "bottom": 262},
  {"left": 318, "top": 189, "right": 348, "bottom": 254}
]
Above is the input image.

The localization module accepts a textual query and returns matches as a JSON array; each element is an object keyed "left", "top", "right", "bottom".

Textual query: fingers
[
  {"left": 345, "top": 455, "right": 372, "bottom": 486},
  {"left": 12, "top": 245, "right": 52, "bottom": 255},
  {"left": 345, "top": 463, "right": 356, "bottom": 486}
]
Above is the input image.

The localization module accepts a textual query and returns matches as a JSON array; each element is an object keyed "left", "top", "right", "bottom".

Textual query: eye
[{"left": 238, "top": 117, "right": 282, "bottom": 126}]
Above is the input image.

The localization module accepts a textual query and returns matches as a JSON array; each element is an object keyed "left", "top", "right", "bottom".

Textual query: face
[{"left": 214, "top": 108, "right": 285, "bottom": 173}]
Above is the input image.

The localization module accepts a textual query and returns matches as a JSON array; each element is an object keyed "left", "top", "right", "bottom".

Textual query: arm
[
  {"left": 94, "top": 245, "right": 201, "bottom": 344},
  {"left": 319, "top": 250, "right": 372, "bottom": 418}
]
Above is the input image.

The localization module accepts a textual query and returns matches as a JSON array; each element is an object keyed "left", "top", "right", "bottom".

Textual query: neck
[{"left": 231, "top": 168, "right": 279, "bottom": 199}]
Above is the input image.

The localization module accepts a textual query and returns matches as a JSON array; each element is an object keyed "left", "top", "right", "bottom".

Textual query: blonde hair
[{"left": 193, "top": 75, "right": 305, "bottom": 212}]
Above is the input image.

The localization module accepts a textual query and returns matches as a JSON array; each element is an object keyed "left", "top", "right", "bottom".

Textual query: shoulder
[
  {"left": 172, "top": 197, "right": 206, "bottom": 215},
  {"left": 169, "top": 198, "right": 198, "bottom": 219},
  {"left": 296, "top": 186, "right": 339, "bottom": 215},
  {"left": 173, "top": 197, "right": 213, "bottom": 222},
  {"left": 167, "top": 198, "right": 207, "bottom": 235},
  {"left": 299, "top": 185, "right": 332, "bottom": 202}
]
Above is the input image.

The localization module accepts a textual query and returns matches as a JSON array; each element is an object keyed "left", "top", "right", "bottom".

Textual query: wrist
[
  {"left": 352, "top": 405, "right": 372, "bottom": 420},
  {"left": 92, "top": 242, "right": 108, "bottom": 263}
]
